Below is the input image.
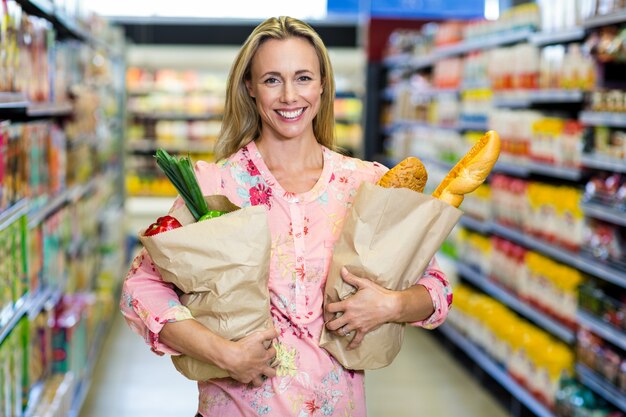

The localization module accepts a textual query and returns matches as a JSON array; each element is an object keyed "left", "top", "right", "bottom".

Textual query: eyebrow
[{"left": 260, "top": 69, "right": 314, "bottom": 78}]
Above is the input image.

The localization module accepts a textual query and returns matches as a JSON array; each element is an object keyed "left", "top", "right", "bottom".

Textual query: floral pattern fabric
[{"left": 120, "top": 141, "right": 452, "bottom": 417}]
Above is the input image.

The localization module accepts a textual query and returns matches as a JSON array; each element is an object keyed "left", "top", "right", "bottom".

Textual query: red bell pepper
[{"left": 144, "top": 215, "right": 183, "bottom": 236}]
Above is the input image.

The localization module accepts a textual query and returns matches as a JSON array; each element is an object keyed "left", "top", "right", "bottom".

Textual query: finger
[
  {"left": 259, "top": 327, "right": 279, "bottom": 340},
  {"left": 334, "top": 325, "right": 350, "bottom": 338},
  {"left": 265, "top": 346, "right": 276, "bottom": 360},
  {"left": 347, "top": 331, "right": 365, "bottom": 350},
  {"left": 341, "top": 267, "right": 369, "bottom": 289},
  {"left": 325, "top": 299, "right": 347, "bottom": 314},
  {"left": 340, "top": 267, "right": 359, "bottom": 285},
  {"left": 325, "top": 315, "right": 349, "bottom": 331},
  {"left": 252, "top": 376, "right": 264, "bottom": 387},
  {"left": 263, "top": 366, "right": 276, "bottom": 379}
]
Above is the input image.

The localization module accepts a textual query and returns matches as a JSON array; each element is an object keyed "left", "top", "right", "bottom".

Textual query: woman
[{"left": 121, "top": 16, "right": 452, "bottom": 417}]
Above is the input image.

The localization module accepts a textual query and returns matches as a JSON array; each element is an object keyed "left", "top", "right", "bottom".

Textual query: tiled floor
[{"left": 79, "top": 314, "right": 510, "bottom": 417}]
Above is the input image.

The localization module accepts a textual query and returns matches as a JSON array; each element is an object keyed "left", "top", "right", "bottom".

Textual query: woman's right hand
[{"left": 219, "top": 327, "right": 278, "bottom": 387}]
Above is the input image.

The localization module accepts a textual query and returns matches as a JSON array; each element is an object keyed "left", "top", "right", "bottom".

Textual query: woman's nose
[{"left": 281, "top": 81, "right": 297, "bottom": 103}]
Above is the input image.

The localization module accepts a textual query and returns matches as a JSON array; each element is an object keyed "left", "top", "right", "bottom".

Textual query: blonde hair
[{"left": 214, "top": 16, "right": 336, "bottom": 161}]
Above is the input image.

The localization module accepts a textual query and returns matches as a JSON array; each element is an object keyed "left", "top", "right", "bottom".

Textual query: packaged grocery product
[{"left": 582, "top": 218, "right": 626, "bottom": 268}]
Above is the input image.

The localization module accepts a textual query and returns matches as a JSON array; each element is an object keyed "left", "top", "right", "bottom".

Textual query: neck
[
  {"left": 254, "top": 136, "right": 324, "bottom": 194},
  {"left": 255, "top": 137, "right": 323, "bottom": 173}
]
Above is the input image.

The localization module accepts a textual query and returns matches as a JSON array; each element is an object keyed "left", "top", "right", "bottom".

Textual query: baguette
[
  {"left": 432, "top": 130, "right": 501, "bottom": 208},
  {"left": 377, "top": 156, "right": 428, "bottom": 193}
]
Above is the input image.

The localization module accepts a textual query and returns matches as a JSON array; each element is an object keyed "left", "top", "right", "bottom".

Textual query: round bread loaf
[
  {"left": 432, "top": 130, "right": 501, "bottom": 208},
  {"left": 376, "top": 157, "right": 428, "bottom": 193}
]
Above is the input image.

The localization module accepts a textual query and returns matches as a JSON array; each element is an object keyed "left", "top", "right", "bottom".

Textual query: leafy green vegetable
[{"left": 154, "top": 149, "right": 208, "bottom": 221}]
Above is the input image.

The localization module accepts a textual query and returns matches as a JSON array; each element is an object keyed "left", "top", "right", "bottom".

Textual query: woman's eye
[
  {"left": 298, "top": 75, "right": 312, "bottom": 82},
  {"left": 264, "top": 77, "right": 279, "bottom": 84}
]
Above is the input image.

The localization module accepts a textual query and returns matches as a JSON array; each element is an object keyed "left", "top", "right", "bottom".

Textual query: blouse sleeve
[
  {"left": 119, "top": 160, "right": 222, "bottom": 355},
  {"left": 120, "top": 248, "right": 194, "bottom": 355},
  {"left": 409, "top": 256, "right": 453, "bottom": 329}
]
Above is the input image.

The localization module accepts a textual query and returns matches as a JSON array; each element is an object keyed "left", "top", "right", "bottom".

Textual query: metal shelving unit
[
  {"left": 439, "top": 324, "right": 558, "bottom": 417},
  {"left": 489, "top": 222, "right": 626, "bottom": 289},
  {"left": 129, "top": 111, "right": 223, "bottom": 121},
  {"left": 529, "top": 27, "right": 586, "bottom": 46},
  {"left": 577, "top": 310, "right": 626, "bottom": 352},
  {"left": 380, "top": 8, "right": 626, "bottom": 416},
  {"left": 581, "top": 153, "right": 626, "bottom": 173},
  {"left": 436, "top": 28, "right": 535, "bottom": 59},
  {"left": 580, "top": 111, "right": 626, "bottom": 128},
  {"left": 576, "top": 364, "right": 626, "bottom": 412},
  {"left": 581, "top": 201, "right": 626, "bottom": 227},
  {"left": 456, "top": 262, "right": 575, "bottom": 344},
  {"left": 126, "top": 139, "right": 214, "bottom": 154},
  {"left": 583, "top": 9, "right": 626, "bottom": 29}
]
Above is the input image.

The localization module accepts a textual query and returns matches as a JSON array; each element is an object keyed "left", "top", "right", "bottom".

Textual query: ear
[{"left": 245, "top": 79, "right": 255, "bottom": 98}]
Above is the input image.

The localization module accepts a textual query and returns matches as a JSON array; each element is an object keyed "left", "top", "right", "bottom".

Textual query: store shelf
[
  {"left": 493, "top": 161, "right": 531, "bottom": 177},
  {"left": 459, "top": 215, "right": 491, "bottom": 235},
  {"left": 0, "top": 100, "right": 73, "bottom": 118},
  {"left": 410, "top": 55, "right": 438, "bottom": 70},
  {"left": 581, "top": 153, "right": 626, "bottom": 173},
  {"left": 583, "top": 9, "right": 626, "bottom": 29},
  {"left": 0, "top": 286, "right": 61, "bottom": 346},
  {"left": 15, "top": 0, "right": 89, "bottom": 41},
  {"left": 525, "top": 161, "right": 583, "bottom": 181},
  {"left": 129, "top": 111, "right": 223, "bottom": 121},
  {"left": 493, "top": 90, "right": 584, "bottom": 108},
  {"left": 580, "top": 111, "right": 626, "bottom": 128},
  {"left": 456, "top": 262, "right": 575, "bottom": 344},
  {"left": 0, "top": 199, "right": 29, "bottom": 232},
  {"left": 27, "top": 286, "right": 62, "bottom": 320},
  {"left": 581, "top": 201, "right": 626, "bottom": 227},
  {"left": 529, "top": 28, "right": 587, "bottom": 46},
  {"left": 458, "top": 119, "right": 489, "bottom": 131},
  {"left": 439, "top": 324, "right": 558, "bottom": 417},
  {"left": 577, "top": 310, "right": 626, "bottom": 352},
  {"left": 461, "top": 80, "right": 492, "bottom": 91},
  {"left": 27, "top": 179, "right": 97, "bottom": 228},
  {"left": 421, "top": 156, "right": 455, "bottom": 173},
  {"left": 0, "top": 296, "right": 28, "bottom": 345},
  {"left": 382, "top": 53, "right": 413, "bottom": 68},
  {"left": 384, "top": 29, "right": 534, "bottom": 70},
  {"left": 576, "top": 364, "right": 626, "bottom": 413},
  {"left": 388, "top": 120, "right": 462, "bottom": 132},
  {"left": 436, "top": 28, "right": 535, "bottom": 59},
  {"left": 26, "top": 101, "right": 73, "bottom": 117},
  {"left": 126, "top": 196, "right": 175, "bottom": 216},
  {"left": 417, "top": 88, "right": 460, "bottom": 98},
  {"left": 0, "top": 92, "right": 30, "bottom": 108},
  {"left": 489, "top": 222, "right": 626, "bottom": 289},
  {"left": 126, "top": 139, "right": 214, "bottom": 154}
]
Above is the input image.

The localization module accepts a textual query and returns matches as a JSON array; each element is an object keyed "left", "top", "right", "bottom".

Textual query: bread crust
[
  {"left": 377, "top": 157, "right": 428, "bottom": 193},
  {"left": 432, "top": 130, "right": 501, "bottom": 208}
]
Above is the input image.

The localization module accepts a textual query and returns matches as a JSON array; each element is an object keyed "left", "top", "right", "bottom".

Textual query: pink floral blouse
[{"left": 120, "top": 141, "right": 452, "bottom": 417}]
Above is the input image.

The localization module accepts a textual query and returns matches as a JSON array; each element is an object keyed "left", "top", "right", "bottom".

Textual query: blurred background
[{"left": 2, "top": 0, "right": 626, "bottom": 416}]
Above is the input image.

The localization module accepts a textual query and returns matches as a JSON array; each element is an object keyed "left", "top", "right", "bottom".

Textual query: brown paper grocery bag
[
  {"left": 139, "top": 196, "right": 272, "bottom": 381},
  {"left": 319, "top": 182, "right": 462, "bottom": 370}
]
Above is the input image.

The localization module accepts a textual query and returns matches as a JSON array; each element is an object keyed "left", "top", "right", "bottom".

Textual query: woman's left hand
[{"left": 325, "top": 267, "right": 399, "bottom": 350}]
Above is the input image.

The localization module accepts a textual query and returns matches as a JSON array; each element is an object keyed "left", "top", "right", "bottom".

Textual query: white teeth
[{"left": 277, "top": 108, "right": 303, "bottom": 119}]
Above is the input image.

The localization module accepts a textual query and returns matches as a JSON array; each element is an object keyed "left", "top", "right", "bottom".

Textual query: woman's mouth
[{"left": 276, "top": 108, "right": 305, "bottom": 120}]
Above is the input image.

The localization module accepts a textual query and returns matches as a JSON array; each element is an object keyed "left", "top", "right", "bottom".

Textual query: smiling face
[{"left": 246, "top": 37, "right": 323, "bottom": 143}]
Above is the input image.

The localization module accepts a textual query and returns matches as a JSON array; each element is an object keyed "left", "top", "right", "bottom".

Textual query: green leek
[{"left": 154, "top": 149, "right": 208, "bottom": 221}]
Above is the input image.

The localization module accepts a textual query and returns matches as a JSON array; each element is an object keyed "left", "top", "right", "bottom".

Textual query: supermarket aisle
[
  {"left": 79, "top": 314, "right": 198, "bottom": 417},
  {"left": 80, "top": 314, "right": 509, "bottom": 417}
]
